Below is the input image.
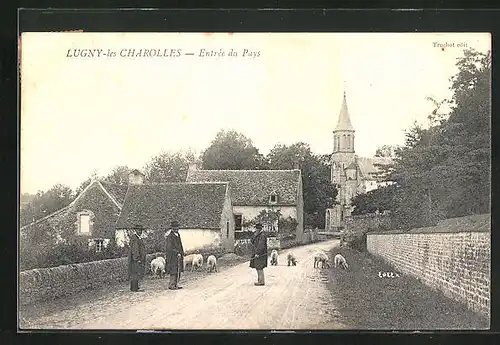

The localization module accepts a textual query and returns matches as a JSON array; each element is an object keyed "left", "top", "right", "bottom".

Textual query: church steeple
[
  {"left": 334, "top": 91, "right": 354, "bottom": 132},
  {"left": 332, "top": 90, "right": 355, "bottom": 154}
]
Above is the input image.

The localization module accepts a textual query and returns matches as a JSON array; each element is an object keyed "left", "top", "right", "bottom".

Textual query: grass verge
[{"left": 324, "top": 247, "right": 489, "bottom": 330}]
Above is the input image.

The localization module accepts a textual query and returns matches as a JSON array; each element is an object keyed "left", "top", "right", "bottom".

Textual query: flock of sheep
[
  {"left": 149, "top": 248, "right": 349, "bottom": 279},
  {"left": 150, "top": 253, "right": 218, "bottom": 279},
  {"left": 269, "top": 249, "right": 349, "bottom": 270}
]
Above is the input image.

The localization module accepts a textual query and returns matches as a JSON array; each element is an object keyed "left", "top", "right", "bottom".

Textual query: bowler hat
[
  {"left": 255, "top": 223, "right": 263, "bottom": 230},
  {"left": 171, "top": 220, "right": 180, "bottom": 228}
]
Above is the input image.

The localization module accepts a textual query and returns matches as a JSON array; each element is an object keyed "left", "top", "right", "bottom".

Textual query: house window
[
  {"left": 234, "top": 214, "right": 242, "bottom": 231},
  {"left": 226, "top": 221, "right": 230, "bottom": 238},
  {"left": 80, "top": 214, "right": 90, "bottom": 234},
  {"left": 95, "top": 239, "right": 104, "bottom": 253},
  {"left": 269, "top": 192, "right": 278, "bottom": 204}
]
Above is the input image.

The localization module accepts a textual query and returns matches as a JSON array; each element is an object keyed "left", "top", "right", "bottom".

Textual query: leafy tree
[
  {"left": 143, "top": 150, "right": 197, "bottom": 183},
  {"left": 243, "top": 209, "right": 298, "bottom": 238},
  {"left": 201, "top": 130, "right": 266, "bottom": 170},
  {"left": 19, "top": 184, "right": 74, "bottom": 227},
  {"left": 374, "top": 145, "right": 397, "bottom": 158},
  {"left": 351, "top": 184, "right": 398, "bottom": 215},
  {"left": 266, "top": 142, "right": 337, "bottom": 228},
  {"left": 104, "top": 165, "right": 131, "bottom": 184},
  {"left": 352, "top": 48, "right": 491, "bottom": 230}
]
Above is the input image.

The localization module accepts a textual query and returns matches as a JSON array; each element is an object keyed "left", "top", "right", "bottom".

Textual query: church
[{"left": 325, "top": 92, "right": 393, "bottom": 231}]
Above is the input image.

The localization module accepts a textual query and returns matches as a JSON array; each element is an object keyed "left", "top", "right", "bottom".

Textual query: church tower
[{"left": 325, "top": 91, "right": 357, "bottom": 231}]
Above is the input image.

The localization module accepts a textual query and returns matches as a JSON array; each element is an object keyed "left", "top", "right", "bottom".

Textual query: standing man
[
  {"left": 128, "top": 224, "right": 146, "bottom": 292},
  {"left": 250, "top": 223, "right": 268, "bottom": 286},
  {"left": 165, "top": 220, "right": 185, "bottom": 290}
]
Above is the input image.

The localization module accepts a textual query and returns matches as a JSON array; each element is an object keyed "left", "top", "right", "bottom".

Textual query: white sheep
[
  {"left": 206, "top": 255, "right": 218, "bottom": 273},
  {"left": 313, "top": 252, "right": 330, "bottom": 269},
  {"left": 191, "top": 254, "right": 204, "bottom": 271},
  {"left": 150, "top": 256, "right": 166, "bottom": 278},
  {"left": 270, "top": 250, "right": 279, "bottom": 266},
  {"left": 334, "top": 254, "right": 349, "bottom": 270},
  {"left": 183, "top": 254, "right": 196, "bottom": 270}
]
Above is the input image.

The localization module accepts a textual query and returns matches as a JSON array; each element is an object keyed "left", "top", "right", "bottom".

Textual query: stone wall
[
  {"left": 366, "top": 214, "right": 490, "bottom": 319},
  {"left": 20, "top": 246, "right": 226, "bottom": 306},
  {"left": 341, "top": 212, "right": 392, "bottom": 250},
  {"left": 344, "top": 212, "right": 393, "bottom": 234}
]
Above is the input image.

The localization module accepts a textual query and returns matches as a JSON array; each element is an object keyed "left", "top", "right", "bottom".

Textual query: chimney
[{"left": 128, "top": 169, "right": 145, "bottom": 185}]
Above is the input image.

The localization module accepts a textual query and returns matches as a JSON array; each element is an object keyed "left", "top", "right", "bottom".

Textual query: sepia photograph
[{"left": 18, "top": 32, "right": 491, "bottom": 330}]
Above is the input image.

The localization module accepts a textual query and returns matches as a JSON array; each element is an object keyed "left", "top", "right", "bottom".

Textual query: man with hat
[
  {"left": 249, "top": 223, "right": 268, "bottom": 286},
  {"left": 165, "top": 220, "right": 185, "bottom": 290},
  {"left": 127, "top": 224, "right": 147, "bottom": 292}
]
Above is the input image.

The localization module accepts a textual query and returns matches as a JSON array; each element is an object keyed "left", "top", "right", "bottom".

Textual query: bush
[
  {"left": 340, "top": 232, "right": 367, "bottom": 252},
  {"left": 234, "top": 241, "right": 253, "bottom": 257},
  {"left": 281, "top": 238, "right": 301, "bottom": 249}
]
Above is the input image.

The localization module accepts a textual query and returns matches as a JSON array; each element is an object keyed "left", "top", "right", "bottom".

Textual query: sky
[{"left": 20, "top": 32, "right": 491, "bottom": 194}]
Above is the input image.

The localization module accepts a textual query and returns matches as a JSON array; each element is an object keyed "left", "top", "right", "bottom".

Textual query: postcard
[{"left": 19, "top": 32, "right": 491, "bottom": 330}]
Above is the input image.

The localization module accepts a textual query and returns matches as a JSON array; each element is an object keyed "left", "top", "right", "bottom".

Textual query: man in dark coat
[
  {"left": 128, "top": 225, "right": 146, "bottom": 292},
  {"left": 165, "top": 220, "right": 185, "bottom": 290},
  {"left": 249, "top": 223, "right": 268, "bottom": 286}
]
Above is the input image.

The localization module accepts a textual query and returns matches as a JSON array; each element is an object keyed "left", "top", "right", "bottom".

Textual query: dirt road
[{"left": 24, "top": 240, "right": 346, "bottom": 330}]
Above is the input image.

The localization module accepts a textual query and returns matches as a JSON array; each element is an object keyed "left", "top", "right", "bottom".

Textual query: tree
[
  {"left": 266, "top": 142, "right": 337, "bottom": 228},
  {"left": 374, "top": 145, "right": 397, "bottom": 158},
  {"left": 351, "top": 184, "right": 398, "bottom": 215},
  {"left": 201, "top": 130, "right": 266, "bottom": 170},
  {"left": 143, "top": 150, "right": 197, "bottom": 183},
  {"left": 243, "top": 209, "right": 298, "bottom": 238},
  {"left": 352, "top": 48, "right": 491, "bottom": 230},
  {"left": 19, "top": 184, "right": 75, "bottom": 227},
  {"left": 104, "top": 165, "right": 131, "bottom": 184}
]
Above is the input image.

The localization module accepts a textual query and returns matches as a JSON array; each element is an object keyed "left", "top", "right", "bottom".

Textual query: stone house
[
  {"left": 186, "top": 165, "right": 305, "bottom": 243},
  {"left": 115, "top": 174, "right": 235, "bottom": 252},
  {"left": 20, "top": 179, "right": 129, "bottom": 253}
]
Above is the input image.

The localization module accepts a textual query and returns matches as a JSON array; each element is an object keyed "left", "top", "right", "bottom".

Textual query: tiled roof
[
  {"left": 356, "top": 156, "right": 393, "bottom": 180},
  {"left": 115, "top": 182, "right": 229, "bottom": 230},
  {"left": 186, "top": 169, "right": 301, "bottom": 206},
  {"left": 100, "top": 181, "right": 129, "bottom": 206}
]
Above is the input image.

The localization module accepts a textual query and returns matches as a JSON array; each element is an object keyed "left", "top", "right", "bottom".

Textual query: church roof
[
  {"left": 186, "top": 169, "right": 301, "bottom": 206},
  {"left": 115, "top": 182, "right": 229, "bottom": 230},
  {"left": 356, "top": 157, "right": 393, "bottom": 180},
  {"left": 334, "top": 92, "right": 354, "bottom": 132},
  {"left": 346, "top": 161, "right": 358, "bottom": 170}
]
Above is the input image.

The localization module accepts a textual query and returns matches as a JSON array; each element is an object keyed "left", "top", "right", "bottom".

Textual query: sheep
[
  {"left": 191, "top": 254, "right": 204, "bottom": 271},
  {"left": 207, "top": 255, "right": 218, "bottom": 273},
  {"left": 314, "top": 252, "right": 330, "bottom": 269},
  {"left": 150, "top": 256, "right": 166, "bottom": 278},
  {"left": 270, "top": 250, "right": 279, "bottom": 266},
  {"left": 183, "top": 254, "right": 196, "bottom": 270},
  {"left": 334, "top": 254, "right": 349, "bottom": 270},
  {"left": 287, "top": 252, "right": 297, "bottom": 266}
]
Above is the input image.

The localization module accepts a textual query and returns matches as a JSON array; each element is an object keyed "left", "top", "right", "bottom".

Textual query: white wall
[
  {"left": 115, "top": 228, "right": 222, "bottom": 252},
  {"left": 115, "top": 229, "right": 128, "bottom": 247},
  {"left": 219, "top": 191, "right": 236, "bottom": 251},
  {"left": 177, "top": 229, "right": 222, "bottom": 252}
]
